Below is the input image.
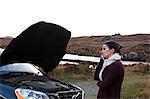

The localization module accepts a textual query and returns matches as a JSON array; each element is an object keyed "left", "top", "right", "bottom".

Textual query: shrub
[{"left": 131, "top": 63, "right": 150, "bottom": 74}]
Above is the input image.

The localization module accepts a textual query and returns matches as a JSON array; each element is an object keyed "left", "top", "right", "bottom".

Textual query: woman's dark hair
[{"left": 104, "top": 41, "right": 122, "bottom": 54}]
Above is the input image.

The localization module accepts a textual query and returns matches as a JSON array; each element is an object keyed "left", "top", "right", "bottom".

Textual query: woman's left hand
[{"left": 97, "top": 81, "right": 102, "bottom": 87}]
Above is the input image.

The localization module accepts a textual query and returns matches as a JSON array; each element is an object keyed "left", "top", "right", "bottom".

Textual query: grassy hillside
[
  {"left": 67, "top": 34, "right": 150, "bottom": 61},
  {"left": 0, "top": 34, "right": 150, "bottom": 61},
  {"left": 0, "top": 36, "right": 12, "bottom": 48}
]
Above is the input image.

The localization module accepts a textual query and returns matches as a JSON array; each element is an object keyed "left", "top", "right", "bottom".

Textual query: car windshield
[{"left": 0, "top": 63, "right": 43, "bottom": 76}]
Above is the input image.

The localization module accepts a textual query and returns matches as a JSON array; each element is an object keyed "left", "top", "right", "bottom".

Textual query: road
[{"left": 73, "top": 80, "right": 99, "bottom": 99}]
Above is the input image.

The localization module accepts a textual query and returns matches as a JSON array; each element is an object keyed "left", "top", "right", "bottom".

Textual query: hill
[
  {"left": 0, "top": 36, "right": 13, "bottom": 48},
  {"left": 0, "top": 34, "right": 150, "bottom": 62},
  {"left": 66, "top": 34, "right": 150, "bottom": 62}
]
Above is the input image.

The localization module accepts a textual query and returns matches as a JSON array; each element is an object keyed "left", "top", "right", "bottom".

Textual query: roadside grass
[
  {"left": 121, "top": 64, "right": 150, "bottom": 99},
  {"left": 49, "top": 62, "right": 93, "bottom": 82},
  {"left": 121, "top": 70, "right": 150, "bottom": 99}
]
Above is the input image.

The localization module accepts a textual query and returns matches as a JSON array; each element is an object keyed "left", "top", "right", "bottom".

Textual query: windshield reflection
[{"left": 0, "top": 63, "right": 43, "bottom": 76}]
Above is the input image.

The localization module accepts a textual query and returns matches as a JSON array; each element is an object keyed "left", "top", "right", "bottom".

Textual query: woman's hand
[{"left": 97, "top": 81, "right": 102, "bottom": 87}]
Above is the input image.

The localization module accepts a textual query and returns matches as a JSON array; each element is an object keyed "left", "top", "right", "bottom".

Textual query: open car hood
[{"left": 0, "top": 21, "right": 71, "bottom": 73}]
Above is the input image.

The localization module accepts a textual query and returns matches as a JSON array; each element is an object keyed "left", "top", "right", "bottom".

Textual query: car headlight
[{"left": 15, "top": 88, "right": 49, "bottom": 99}]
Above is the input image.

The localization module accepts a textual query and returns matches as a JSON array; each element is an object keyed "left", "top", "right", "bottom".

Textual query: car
[{"left": 0, "top": 21, "right": 85, "bottom": 99}]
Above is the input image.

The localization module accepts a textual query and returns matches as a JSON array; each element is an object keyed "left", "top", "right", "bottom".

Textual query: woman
[{"left": 94, "top": 41, "right": 124, "bottom": 99}]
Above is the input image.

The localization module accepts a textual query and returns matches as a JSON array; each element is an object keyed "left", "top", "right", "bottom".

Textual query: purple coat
[{"left": 94, "top": 60, "right": 124, "bottom": 99}]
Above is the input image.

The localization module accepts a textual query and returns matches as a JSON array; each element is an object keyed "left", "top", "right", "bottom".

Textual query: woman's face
[{"left": 100, "top": 44, "right": 114, "bottom": 59}]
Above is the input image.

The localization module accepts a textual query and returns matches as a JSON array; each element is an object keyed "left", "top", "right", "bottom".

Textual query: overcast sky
[{"left": 0, "top": 0, "right": 150, "bottom": 37}]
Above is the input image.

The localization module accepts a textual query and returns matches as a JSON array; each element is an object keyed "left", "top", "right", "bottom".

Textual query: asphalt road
[{"left": 73, "top": 80, "right": 99, "bottom": 99}]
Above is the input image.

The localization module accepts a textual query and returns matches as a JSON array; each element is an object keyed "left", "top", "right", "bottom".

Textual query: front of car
[
  {"left": 0, "top": 63, "right": 84, "bottom": 99},
  {"left": 0, "top": 21, "right": 85, "bottom": 99}
]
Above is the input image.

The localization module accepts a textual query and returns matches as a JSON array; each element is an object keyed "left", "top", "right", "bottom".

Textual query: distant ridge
[
  {"left": 67, "top": 34, "right": 150, "bottom": 62},
  {"left": 0, "top": 34, "right": 150, "bottom": 61}
]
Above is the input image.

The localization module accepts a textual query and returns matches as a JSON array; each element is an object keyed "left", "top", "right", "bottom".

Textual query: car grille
[{"left": 48, "top": 91, "right": 82, "bottom": 99}]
